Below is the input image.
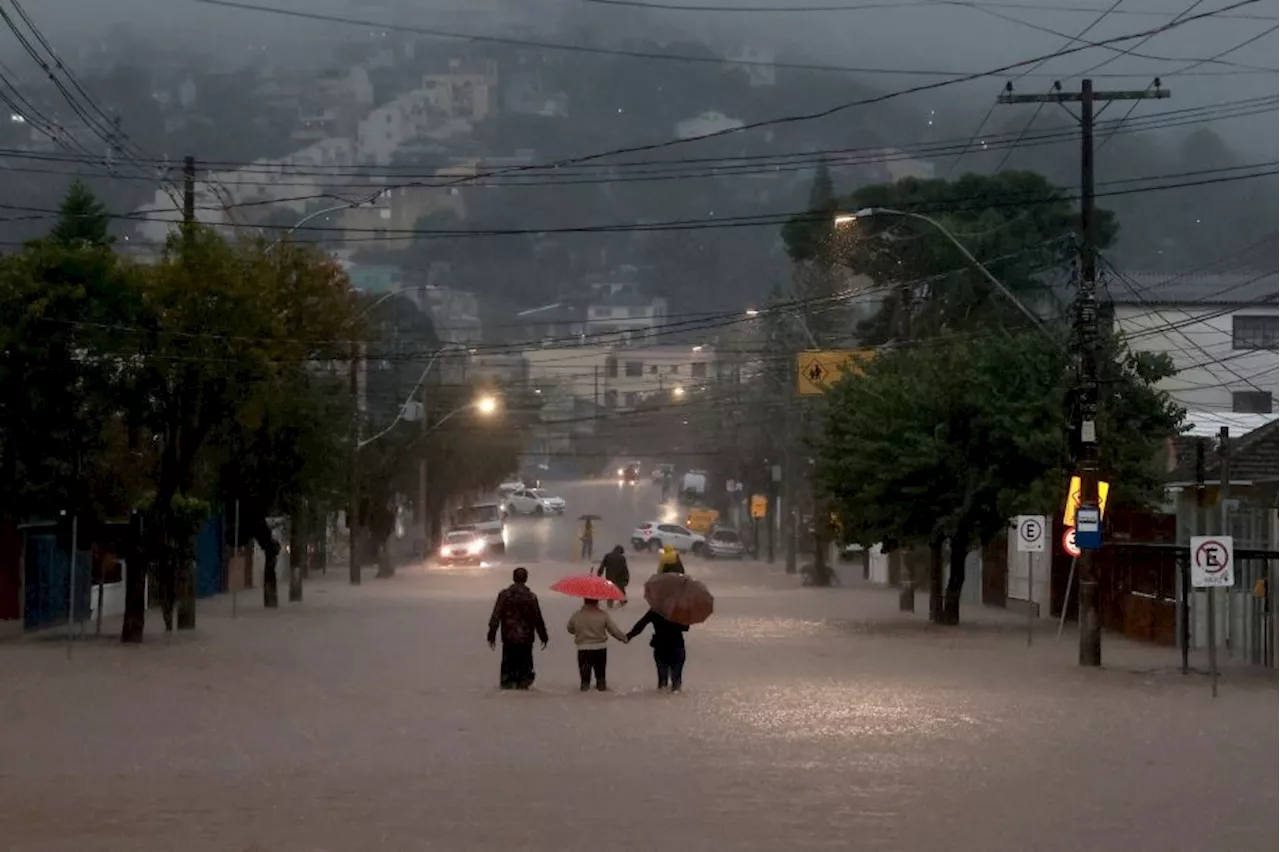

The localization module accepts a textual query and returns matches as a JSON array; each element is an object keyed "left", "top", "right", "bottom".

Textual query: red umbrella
[{"left": 550, "top": 574, "right": 626, "bottom": 601}]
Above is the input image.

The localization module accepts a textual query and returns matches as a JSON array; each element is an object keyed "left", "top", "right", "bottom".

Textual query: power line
[
  {"left": 182, "top": 0, "right": 1271, "bottom": 80},
  {"left": 1, "top": 93, "right": 1269, "bottom": 179}
]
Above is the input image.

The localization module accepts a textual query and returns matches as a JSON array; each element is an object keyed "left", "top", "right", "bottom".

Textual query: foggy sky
[{"left": 13, "top": 0, "right": 1279, "bottom": 151}]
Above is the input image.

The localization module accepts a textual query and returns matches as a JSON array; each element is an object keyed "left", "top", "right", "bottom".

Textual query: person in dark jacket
[
  {"left": 487, "top": 567, "right": 549, "bottom": 689},
  {"left": 596, "top": 545, "right": 630, "bottom": 608},
  {"left": 626, "top": 607, "right": 689, "bottom": 692}
]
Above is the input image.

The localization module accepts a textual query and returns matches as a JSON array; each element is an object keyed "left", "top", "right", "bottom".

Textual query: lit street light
[
  {"left": 672, "top": 386, "right": 686, "bottom": 399},
  {"left": 832, "top": 207, "right": 1047, "bottom": 333},
  {"left": 475, "top": 394, "right": 498, "bottom": 416}
]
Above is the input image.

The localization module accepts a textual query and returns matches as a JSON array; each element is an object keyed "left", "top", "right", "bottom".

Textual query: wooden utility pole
[
  {"left": 348, "top": 340, "right": 362, "bottom": 586},
  {"left": 182, "top": 155, "right": 195, "bottom": 236},
  {"left": 999, "top": 79, "right": 1169, "bottom": 667}
]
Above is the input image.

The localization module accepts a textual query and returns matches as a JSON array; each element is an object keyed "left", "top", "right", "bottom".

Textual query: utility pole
[
  {"left": 897, "top": 267, "right": 915, "bottom": 612},
  {"left": 999, "top": 78, "right": 1169, "bottom": 667},
  {"left": 418, "top": 378, "right": 429, "bottom": 555},
  {"left": 348, "top": 340, "right": 362, "bottom": 586},
  {"left": 1212, "top": 426, "right": 1229, "bottom": 696},
  {"left": 182, "top": 155, "right": 195, "bottom": 236}
]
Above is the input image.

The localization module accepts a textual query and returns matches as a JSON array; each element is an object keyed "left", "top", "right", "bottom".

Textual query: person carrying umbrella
[
  {"left": 550, "top": 574, "right": 628, "bottom": 691},
  {"left": 627, "top": 554, "right": 711, "bottom": 693},
  {"left": 596, "top": 545, "right": 630, "bottom": 609},
  {"left": 487, "top": 567, "right": 549, "bottom": 690}
]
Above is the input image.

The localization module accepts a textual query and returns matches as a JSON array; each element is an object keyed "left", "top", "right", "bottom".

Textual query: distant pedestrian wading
[{"left": 596, "top": 545, "right": 630, "bottom": 609}]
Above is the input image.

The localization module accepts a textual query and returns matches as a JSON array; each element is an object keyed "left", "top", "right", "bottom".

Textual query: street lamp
[
  {"left": 832, "top": 207, "right": 1047, "bottom": 333},
  {"left": 672, "top": 386, "right": 686, "bottom": 399},
  {"left": 474, "top": 394, "right": 499, "bottom": 417}
]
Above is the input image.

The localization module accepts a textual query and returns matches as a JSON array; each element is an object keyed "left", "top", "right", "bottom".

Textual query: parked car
[
  {"left": 631, "top": 521, "right": 705, "bottom": 554},
  {"left": 506, "top": 488, "right": 566, "bottom": 516},
  {"left": 438, "top": 529, "right": 486, "bottom": 565},
  {"left": 705, "top": 527, "right": 746, "bottom": 559}
]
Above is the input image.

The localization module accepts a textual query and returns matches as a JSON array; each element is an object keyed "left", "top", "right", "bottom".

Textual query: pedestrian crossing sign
[{"left": 795, "top": 349, "right": 875, "bottom": 395}]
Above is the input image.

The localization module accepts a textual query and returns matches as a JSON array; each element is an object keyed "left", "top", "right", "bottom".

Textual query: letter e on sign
[
  {"left": 1190, "top": 536, "right": 1234, "bottom": 588},
  {"left": 1015, "top": 515, "right": 1046, "bottom": 552}
]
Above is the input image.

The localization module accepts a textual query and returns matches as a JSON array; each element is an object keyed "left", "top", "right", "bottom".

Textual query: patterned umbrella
[
  {"left": 550, "top": 574, "right": 626, "bottom": 601},
  {"left": 643, "top": 572, "right": 714, "bottom": 626}
]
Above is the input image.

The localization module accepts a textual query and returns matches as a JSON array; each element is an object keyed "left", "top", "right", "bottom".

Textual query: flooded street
[{"left": 2, "top": 481, "right": 1275, "bottom": 851}]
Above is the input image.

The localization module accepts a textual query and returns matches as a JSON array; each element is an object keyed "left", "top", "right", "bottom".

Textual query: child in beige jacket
[{"left": 567, "top": 599, "right": 628, "bottom": 691}]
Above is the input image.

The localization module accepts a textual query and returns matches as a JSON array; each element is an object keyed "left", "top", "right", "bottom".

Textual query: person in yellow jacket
[{"left": 658, "top": 544, "right": 685, "bottom": 575}]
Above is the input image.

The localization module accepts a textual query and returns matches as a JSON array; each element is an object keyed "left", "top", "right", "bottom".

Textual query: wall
[{"left": 1114, "top": 304, "right": 1278, "bottom": 413}]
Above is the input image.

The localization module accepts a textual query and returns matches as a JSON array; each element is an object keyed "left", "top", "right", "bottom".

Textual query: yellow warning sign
[
  {"left": 795, "top": 349, "right": 875, "bottom": 395},
  {"left": 750, "top": 494, "right": 768, "bottom": 519},
  {"left": 1063, "top": 476, "right": 1111, "bottom": 527}
]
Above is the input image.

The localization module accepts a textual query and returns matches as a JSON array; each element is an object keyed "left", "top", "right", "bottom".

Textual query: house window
[
  {"left": 604, "top": 390, "right": 617, "bottom": 409},
  {"left": 604, "top": 356, "right": 618, "bottom": 379},
  {"left": 624, "top": 392, "right": 638, "bottom": 408},
  {"left": 669, "top": 365, "right": 679, "bottom": 375},
  {"left": 1232, "top": 315, "right": 1278, "bottom": 351},
  {"left": 649, "top": 365, "right": 659, "bottom": 375},
  {"left": 691, "top": 362, "right": 707, "bottom": 378},
  {"left": 1232, "top": 390, "right": 1273, "bottom": 413},
  {"left": 625, "top": 361, "right": 642, "bottom": 377}
]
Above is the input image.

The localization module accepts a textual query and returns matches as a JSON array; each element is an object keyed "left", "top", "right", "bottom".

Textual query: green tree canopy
[
  {"left": 783, "top": 171, "right": 1119, "bottom": 342},
  {"left": 817, "top": 326, "right": 1182, "bottom": 623},
  {"left": 50, "top": 179, "right": 113, "bottom": 247}
]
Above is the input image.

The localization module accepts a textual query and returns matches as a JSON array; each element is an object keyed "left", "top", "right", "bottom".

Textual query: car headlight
[
  {"left": 438, "top": 546, "right": 449, "bottom": 558},
  {"left": 617, "top": 468, "right": 623, "bottom": 476},
  {"left": 469, "top": 540, "right": 486, "bottom": 555}
]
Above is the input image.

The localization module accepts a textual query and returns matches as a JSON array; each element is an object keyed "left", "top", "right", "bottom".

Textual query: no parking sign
[{"left": 1190, "top": 536, "right": 1234, "bottom": 588}]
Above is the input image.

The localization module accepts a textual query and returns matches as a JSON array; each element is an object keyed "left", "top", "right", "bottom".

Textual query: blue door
[
  {"left": 23, "top": 531, "right": 91, "bottom": 630},
  {"left": 195, "top": 515, "right": 224, "bottom": 598}
]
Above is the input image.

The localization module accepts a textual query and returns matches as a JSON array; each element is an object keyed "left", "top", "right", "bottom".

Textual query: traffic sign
[
  {"left": 750, "top": 494, "right": 768, "bottom": 519},
  {"left": 795, "top": 349, "right": 876, "bottom": 395},
  {"left": 1190, "top": 536, "right": 1234, "bottom": 588},
  {"left": 1015, "top": 515, "right": 1046, "bottom": 552},
  {"left": 1062, "top": 476, "right": 1111, "bottom": 527},
  {"left": 1062, "top": 527, "right": 1081, "bottom": 558},
  {"left": 1075, "top": 505, "right": 1102, "bottom": 550}
]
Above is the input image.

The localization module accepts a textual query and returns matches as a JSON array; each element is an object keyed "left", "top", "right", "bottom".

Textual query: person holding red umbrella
[
  {"left": 550, "top": 574, "right": 628, "bottom": 691},
  {"left": 566, "top": 598, "right": 629, "bottom": 691}
]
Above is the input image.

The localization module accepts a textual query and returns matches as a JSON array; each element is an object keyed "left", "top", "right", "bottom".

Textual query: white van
[{"left": 455, "top": 502, "right": 507, "bottom": 553}]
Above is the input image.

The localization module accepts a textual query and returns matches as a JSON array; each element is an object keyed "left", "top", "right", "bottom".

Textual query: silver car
[{"left": 706, "top": 527, "right": 745, "bottom": 559}]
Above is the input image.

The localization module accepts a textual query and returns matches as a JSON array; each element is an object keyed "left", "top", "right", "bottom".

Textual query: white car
[
  {"left": 498, "top": 479, "right": 525, "bottom": 496},
  {"left": 506, "top": 488, "right": 566, "bottom": 516},
  {"left": 631, "top": 521, "right": 705, "bottom": 554},
  {"left": 438, "top": 529, "right": 486, "bottom": 565}
]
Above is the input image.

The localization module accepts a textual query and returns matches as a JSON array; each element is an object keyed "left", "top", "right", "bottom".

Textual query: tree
[
  {"left": 121, "top": 230, "right": 360, "bottom": 640},
  {"left": 817, "top": 327, "right": 1182, "bottom": 624},
  {"left": 0, "top": 186, "right": 144, "bottom": 528},
  {"left": 50, "top": 179, "right": 113, "bottom": 247},
  {"left": 783, "top": 171, "right": 1118, "bottom": 344}
]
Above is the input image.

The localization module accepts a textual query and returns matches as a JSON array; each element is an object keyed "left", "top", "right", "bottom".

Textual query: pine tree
[{"left": 50, "top": 179, "right": 113, "bottom": 246}]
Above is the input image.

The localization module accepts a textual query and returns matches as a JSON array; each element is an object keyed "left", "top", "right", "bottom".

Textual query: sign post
[
  {"left": 1191, "top": 535, "right": 1234, "bottom": 698},
  {"left": 1015, "top": 516, "right": 1046, "bottom": 645}
]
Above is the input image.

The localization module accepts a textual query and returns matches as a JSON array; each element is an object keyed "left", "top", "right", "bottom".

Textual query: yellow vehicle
[{"left": 685, "top": 507, "right": 720, "bottom": 534}]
